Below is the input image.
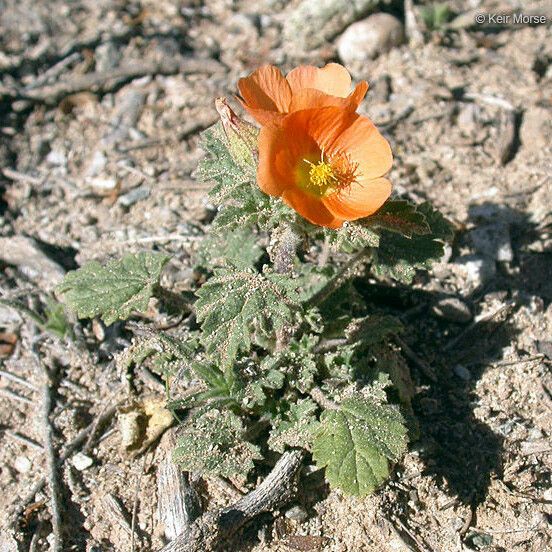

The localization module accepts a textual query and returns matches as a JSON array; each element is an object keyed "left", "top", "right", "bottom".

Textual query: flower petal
[
  {"left": 284, "top": 107, "right": 359, "bottom": 154},
  {"left": 288, "top": 81, "right": 369, "bottom": 113},
  {"left": 323, "top": 177, "right": 392, "bottom": 219},
  {"left": 282, "top": 187, "right": 344, "bottom": 228},
  {"left": 286, "top": 63, "right": 352, "bottom": 98},
  {"left": 235, "top": 96, "right": 285, "bottom": 126},
  {"left": 329, "top": 115, "right": 393, "bottom": 180},
  {"left": 257, "top": 122, "right": 318, "bottom": 196},
  {"left": 237, "top": 65, "right": 292, "bottom": 115}
]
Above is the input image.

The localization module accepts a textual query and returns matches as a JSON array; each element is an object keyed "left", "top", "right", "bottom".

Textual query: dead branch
[
  {"left": 19, "top": 57, "right": 225, "bottom": 105},
  {"left": 36, "top": 352, "right": 64, "bottom": 552},
  {"left": 157, "top": 430, "right": 202, "bottom": 541},
  {"left": 158, "top": 449, "right": 306, "bottom": 552},
  {"left": 9, "top": 402, "right": 119, "bottom": 528}
]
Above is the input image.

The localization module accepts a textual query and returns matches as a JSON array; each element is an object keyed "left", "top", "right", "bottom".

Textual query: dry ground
[{"left": 0, "top": 0, "right": 551, "bottom": 551}]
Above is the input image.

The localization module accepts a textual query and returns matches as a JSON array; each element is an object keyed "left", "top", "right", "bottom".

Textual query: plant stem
[
  {"left": 268, "top": 222, "right": 301, "bottom": 351},
  {"left": 306, "top": 247, "right": 373, "bottom": 308},
  {"left": 269, "top": 223, "right": 301, "bottom": 276}
]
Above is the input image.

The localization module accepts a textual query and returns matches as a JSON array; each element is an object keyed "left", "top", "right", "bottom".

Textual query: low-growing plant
[{"left": 58, "top": 64, "right": 453, "bottom": 498}]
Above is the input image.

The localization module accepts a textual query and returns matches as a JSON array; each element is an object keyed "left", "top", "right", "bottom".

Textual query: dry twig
[
  {"left": 19, "top": 58, "right": 224, "bottom": 105},
  {"left": 158, "top": 449, "right": 305, "bottom": 552}
]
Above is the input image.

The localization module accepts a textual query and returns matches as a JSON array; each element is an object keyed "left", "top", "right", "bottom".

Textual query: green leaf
[
  {"left": 117, "top": 332, "right": 199, "bottom": 378},
  {"left": 57, "top": 253, "right": 170, "bottom": 325},
  {"left": 365, "top": 200, "right": 430, "bottom": 238},
  {"left": 260, "top": 334, "right": 319, "bottom": 393},
  {"left": 268, "top": 399, "right": 319, "bottom": 453},
  {"left": 196, "top": 228, "right": 263, "bottom": 269},
  {"left": 195, "top": 268, "right": 299, "bottom": 367},
  {"left": 197, "top": 122, "right": 256, "bottom": 203},
  {"left": 421, "top": 3, "right": 452, "bottom": 30},
  {"left": 372, "top": 202, "right": 454, "bottom": 283},
  {"left": 198, "top": 121, "right": 295, "bottom": 232},
  {"left": 312, "top": 396, "right": 408, "bottom": 496},
  {"left": 346, "top": 315, "right": 403, "bottom": 348},
  {"left": 43, "top": 299, "right": 71, "bottom": 339},
  {"left": 326, "top": 221, "right": 380, "bottom": 253},
  {"left": 174, "top": 409, "right": 261, "bottom": 478}
]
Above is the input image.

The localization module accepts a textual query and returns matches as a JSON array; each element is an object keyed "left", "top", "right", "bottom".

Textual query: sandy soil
[{"left": 0, "top": 0, "right": 551, "bottom": 551}]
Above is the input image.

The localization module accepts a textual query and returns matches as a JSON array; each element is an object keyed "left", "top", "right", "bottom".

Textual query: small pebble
[
  {"left": 285, "top": 505, "right": 308, "bottom": 522},
  {"left": 118, "top": 186, "right": 150, "bottom": 207},
  {"left": 72, "top": 452, "right": 94, "bottom": 471},
  {"left": 46, "top": 150, "right": 67, "bottom": 167},
  {"left": 14, "top": 456, "right": 32, "bottom": 474},
  {"left": 453, "top": 365, "right": 471, "bottom": 381},
  {"left": 89, "top": 177, "right": 118, "bottom": 193},
  {"left": 469, "top": 223, "right": 513, "bottom": 262},
  {"left": 337, "top": 14, "right": 405, "bottom": 64},
  {"left": 457, "top": 255, "right": 496, "bottom": 288},
  {"left": 432, "top": 297, "right": 472, "bottom": 323}
]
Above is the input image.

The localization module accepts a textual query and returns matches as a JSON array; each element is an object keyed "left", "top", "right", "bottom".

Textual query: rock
[
  {"left": 89, "top": 177, "right": 118, "bottom": 194},
  {"left": 456, "top": 255, "right": 496, "bottom": 288},
  {"left": 95, "top": 41, "right": 121, "bottom": 73},
  {"left": 337, "top": 14, "right": 405, "bottom": 64},
  {"left": 85, "top": 150, "right": 107, "bottom": 178},
  {"left": 469, "top": 223, "right": 513, "bottom": 262},
  {"left": 118, "top": 186, "right": 150, "bottom": 207},
  {"left": 520, "top": 106, "right": 552, "bottom": 150},
  {"left": 285, "top": 505, "right": 308, "bottom": 522},
  {"left": 432, "top": 297, "right": 472, "bottom": 323},
  {"left": 14, "top": 455, "right": 32, "bottom": 474},
  {"left": 46, "top": 149, "right": 67, "bottom": 167},
  {"left": 283, "top": 0, "right": 381, "bottom": 50},
  {"left": 0, "top": 236, "right": 66, "bottom": 291},
  {"left": 72, "top": 452, "right": 94, "bottom": 471},
  {"left": 453, "top": 365, "right": 471, "bottom": 381}
]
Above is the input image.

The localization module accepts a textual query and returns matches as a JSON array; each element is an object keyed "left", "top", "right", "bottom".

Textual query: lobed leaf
[
  {"left": 174, "top": 409, "right": 261, "bottom": 478},
  {"left": 196, "top": 228, "right": 263, "bottom": 269},
  {"left": 57, "top": 252, "right": 170, "bottom": 325},
  {"left": 312, "top": 395, "right": 408, "bottom": 496},
  {"left": 372, "top": 202, "right": 454, "bottom": 283},
  {"left": 195, "top": 268, "right": 299, "bottom": 367},
  {"left": 268, "top": 399, "right": 319, "bottom": 453},
  {"left": 326, "top": 221, "right": 380, "bottom": 253},
  {"left": 365, "top": 199, "right": 430, "bottom": 238}
]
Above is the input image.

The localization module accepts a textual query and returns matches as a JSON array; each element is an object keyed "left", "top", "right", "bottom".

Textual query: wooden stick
[
  {"left": 158, "top": 449, "right": 305, "bottom": 552},
  {"left": 19, "top": 58, "right": 224, "bottom": 105}
]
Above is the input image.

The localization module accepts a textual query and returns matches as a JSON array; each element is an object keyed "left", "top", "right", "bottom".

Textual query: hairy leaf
[
  {"left": 346, "top": 315, "right": 403, "bottom": 348},
  {"left": 365, "top": 200, "right": 430, "bottom": 238},
  {"left": 268, "top": 399, "right": 319, "bottom": 453},
  {"left": 261, "top": 334, "right": 319, "bottom": 393},
  {"left": 174, "top": 409, "right": 261, "bottom": 478},
  {"left": 195, "top": 268, "right": 299, "bottom": 367},
  {"left": 43, "top": 299, "right": 71, "bottom": 339},
  {"left": 327, "top": 221, "right": 380, "bottom": 252},
  {"left": 58, "top": 253, "right": 170, "bottom": 325},
  {"left": 197, "top": 122, "right": 256, "bottom": 203},
  {"left": 117, "top": 332, "right": 199, "bottom": 378},
  {"left": 372, "top": 203, "right": 454, "bottom": 283},
  {"left": 198, "top": 122, "right": 295, "bottom": 232},
  {"left": 197, "top": 228, "right": 263, "bottom": 269},
  {"left": 312, "top": 396, "right": 408, "bottom": 496}
]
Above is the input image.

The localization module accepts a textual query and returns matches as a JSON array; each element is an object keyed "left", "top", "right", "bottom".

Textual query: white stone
[
  {"left": 72, "top": 452, "right": 94, "bottom": 471},
  {"left": 14, "top": 455, "right": 32, "bottom": 474},
  {"left": 337, "top": 14, "right": 405, "bottom": 64}
]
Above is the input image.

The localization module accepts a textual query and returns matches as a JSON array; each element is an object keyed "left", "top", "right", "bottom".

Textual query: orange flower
[
  {"left": 258, "top": 106, "right": 392, "bottom": 229},
  {"left": 237, "top": 64, "right": 368, "bottom": 126}
]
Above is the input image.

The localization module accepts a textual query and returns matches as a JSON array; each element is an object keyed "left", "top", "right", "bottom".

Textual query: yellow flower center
[
  {"left": 297, "top": 150, "right": 359, "bottom": 198},
  {"left": 307, "top": 160, "right": 338, "bottom": 195}
]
